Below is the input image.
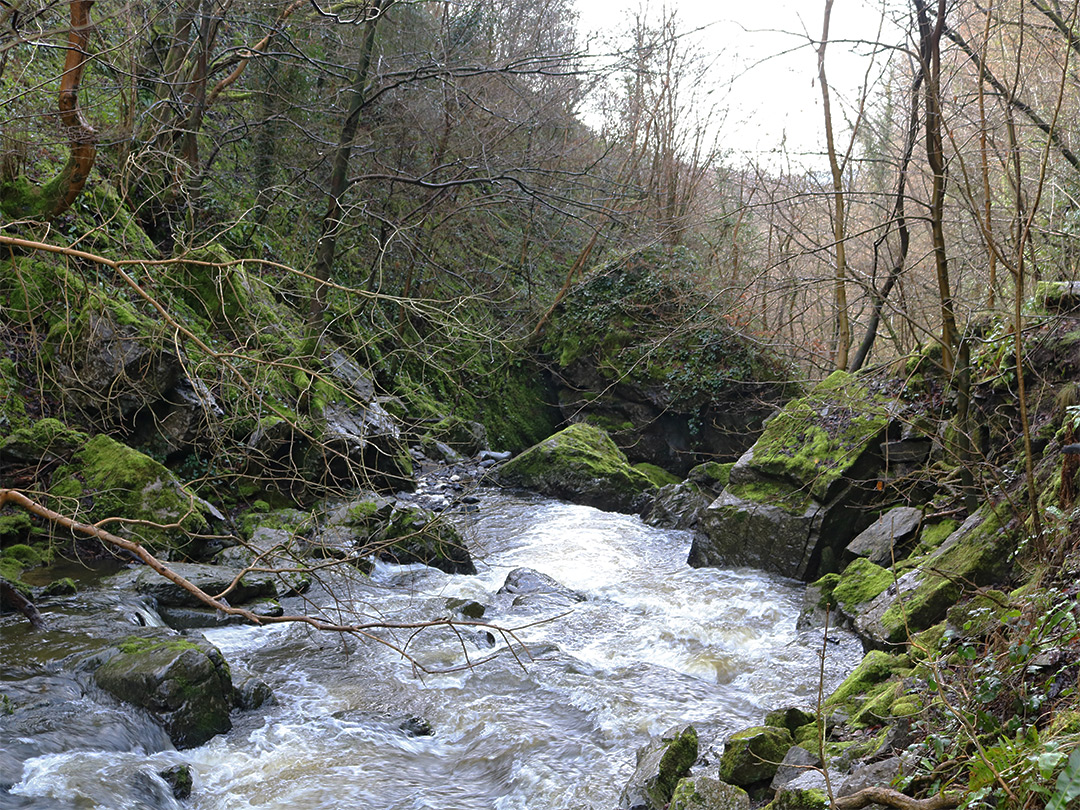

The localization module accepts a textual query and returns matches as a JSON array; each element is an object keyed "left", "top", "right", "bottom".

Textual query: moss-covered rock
[
  {"left": 852, "top": 505, "right": 1014, "bottom": 646},
  {"left": 542, "top": 246, "right": 791, "bottom": 473},
  {"left": 670, "top": 776, "right": 750, "bottom": 810},
  {"left": 50, "top": 434, "right": 212, "bottom": 557},
  {"left": 691, "top": 372, "right": 897, "bottom": 580},
  {"left": 833, "top": 558, "right": 893, "bottom": 616},
  {"left": 824, "top": 650, "right": 912, "bottom": 729},
  {"left": 718, "top": 725, "right": 794, "bottom": 786},
  {"left": 634, "top": 462, "right": 682, "bottom": 488},
  {"left": 367, "top": 506, "right": 475, "bottom": 575},
  {"left": 618, "top": 723, "right": 699, "bottom": 810},
  {"left": 764, "top": 788, "right": 830, "bottom": 810},
  {"left": 496, "top": 422, "right": 656, "bottom": 513},
  {"left": 0, "top": 418, "right": 88, "bottom": 464},
  {"left": 93, "top": 633, "right": 233, "bottom": 748}
]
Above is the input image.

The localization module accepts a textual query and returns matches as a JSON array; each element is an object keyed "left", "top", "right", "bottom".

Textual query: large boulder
[
  {"left": 718, "top": 725, "right": 793, "bottom": 786},
  {"left": 134, "top": 562, "right": 280, "bottom": 607},
  {"left": 690, "top": 372, "right": 897, "bottom": 581},
  {"left": 618, "top": 723, "right": 699, "bottom": 810},
  {"left": 93, "top": 634, "right": 233, "bottom": 749},
  {"left": 670, "top": 776, "right": 750, "bottom": 810},
  {"left": 48, "top": 434, "right": 217, "bottom": 558},
  {"left": 852, "top": 505, "right": 1014, "bottom": 646},
  {"left": 367, "top": 505, "right": 476, "bottom": 575},
  {"left": 496, "top": 423, "right": 656, "bottom": 513},
  {"left": 51, "top": 305, "right": 220, "bottom": 453},
  {"left": 542, "top": 247, "right": 791, "bottom": 474}
]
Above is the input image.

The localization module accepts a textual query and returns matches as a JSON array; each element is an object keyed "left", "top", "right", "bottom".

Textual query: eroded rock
[{"left": 619, "top": 723, "right": 699, "bottom": 810}]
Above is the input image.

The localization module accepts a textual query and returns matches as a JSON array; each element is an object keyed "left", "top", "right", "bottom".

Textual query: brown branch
[{"left": 833, "top": 787, "right": 962, "bottom": 810}]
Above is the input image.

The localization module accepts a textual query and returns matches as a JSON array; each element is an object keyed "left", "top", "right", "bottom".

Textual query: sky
[{"left": 573, "top": 0, "right": 901, "bottom": 167}]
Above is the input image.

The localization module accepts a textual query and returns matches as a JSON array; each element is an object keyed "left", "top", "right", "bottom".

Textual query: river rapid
[{"left": 3, "top": 491, "right": 862, "bottom": 810}]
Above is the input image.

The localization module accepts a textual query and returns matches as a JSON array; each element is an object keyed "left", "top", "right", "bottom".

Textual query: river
[{"left": 3, "top": 490, "right": 862, "bottom": 809}]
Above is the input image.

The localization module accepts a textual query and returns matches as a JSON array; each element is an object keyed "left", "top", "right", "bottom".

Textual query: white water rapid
[{"left": 5, "top": 491, "right": 862, "bottom": 810}]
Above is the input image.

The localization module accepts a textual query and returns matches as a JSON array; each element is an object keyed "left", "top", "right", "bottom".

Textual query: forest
[{"left": 4, "top": 0, "right": 1080, "bottom": 808}]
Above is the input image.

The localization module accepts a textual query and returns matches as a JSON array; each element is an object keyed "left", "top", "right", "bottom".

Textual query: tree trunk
[
  {"left": 307, "top": 0, "right": 390, "bottom": 347},
  {"left": 818, "top": 0, "right": 851, "bottom": 371},
  {"left": 0, "top": 0, "right": 96, "bottom": 220}
]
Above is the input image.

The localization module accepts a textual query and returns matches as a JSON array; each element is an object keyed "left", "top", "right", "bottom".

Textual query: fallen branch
[{"left": 833, "top": 787, "right": 963, "bottom": 810}]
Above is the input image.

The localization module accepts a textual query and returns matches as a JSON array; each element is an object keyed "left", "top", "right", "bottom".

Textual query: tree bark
[
  {"left": 818, "top": 0, "right": 851, "bottom": 371},
  {"left": 308, "top": 0, "right": 391, "bottom": 346},
  {"left": 0, "top": 0, "right": 97, "bottom": 220}
]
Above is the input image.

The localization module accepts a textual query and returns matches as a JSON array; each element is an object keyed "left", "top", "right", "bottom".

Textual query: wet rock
[
  {"left": 844, "top": 506, "right": 923, "bottom": 566},
  {"left": 496, "top": 423, "right": 656, "bottom": 513},
  {"left": 619, "top": 723, "right": 698, "bottom": 810},
  {"left": 718, "top": 725, "right": 793, "bottom": 786},
  {"left": 398, "top": 715, "right": 434, "bottom": 737},
  {"left": 838, "top": 756, "right": 905, "bottom": 797},
  {"left": 691, "top": 372, "right": 897, "bottom": 581},
  {"left": 93, "top": 634, "right": 233, "bottom": 749},
  {"left": 643, "top": 481, "right": 711, "bottom": 530},
  {"left": 367, "top": 505, "right": 475, "bottom": 575},
  {"left": 135, "top": 562, "right": 279, "bottom": 608},
  {"left": 234, "top": 672, "right": 274, "bottom": 711},
  {"left": 420, "top": 437, "right": 465, "bottom": 464},
  {"left": 769, "top": 745, "right": 822, "bottom": 790},
  {"left": 446, "top": 598, "right": 486, "bottom": 619},
  {"left": 497, "top": 567, "right": 585, "bottom": 607},
  {"left": 159, "top": 764, "right": 193, "bottom": 799},
  {"left": 156, "top": 598, "right": 283, "bottom": 630},
  {"left": 670, "top": 775, "right": 749, "bottom": 810}
]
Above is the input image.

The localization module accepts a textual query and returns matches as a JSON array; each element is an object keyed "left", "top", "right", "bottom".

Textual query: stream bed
[{"left": 3, "top": 491, "right": 862, "bottom": 809}]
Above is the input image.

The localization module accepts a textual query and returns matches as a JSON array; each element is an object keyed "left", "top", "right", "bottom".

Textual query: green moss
[
  {"left": 766, "top": 788, "right": 830, "bottom": 810},
  {"left": 834, "top": 557, "right": 893, "bottom": 609},
  {"left": 737, "top": 371, "right": 893, "bottom": 503},
  {"left": 687, "top": 461, "right": 734, "bottom": 490},
  {"left": 719, "top": 724, "right": 794, "bottom": 785},
  {"left": 0, "top": 513, "right": 33, "bottom": 542},
  {"left": 911, "top": 519, "right": 960, "bottom": 556},
  {"left": 50, "top": 434, "right": 209, "bottom": 553},
  {"left": 876, "top": 507, "right": 1011, "bottom": 644},
  {"left": 116, "top": 635, "right": 205, "bottom": 656},
  {"left": 813, "top": 573, "right": 841, "bottom": 609},
  {"left": 633, "top": 463, "right": 681, "bottom": 488},
  {"left": 497, "top": 423, "right": 655, "bottom": 511},
  {"left": 826, "top": 650, "right": 908, "bottom": 708},
  {"left": 0, "top": 418, "right": 88, "bottom": 462}
]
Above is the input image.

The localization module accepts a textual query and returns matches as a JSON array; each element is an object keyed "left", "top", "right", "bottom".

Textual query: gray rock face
[
  {"left": 670, "top": 776, "right": 749, "bottom": 810},
  {"left": 844, "top": 507, "right": 923, "bottom": 566},
  {"left": 54, "top": 309, "right": 220, "bottom": 452},
  {"left": 94, "top": 635, "right": 233, "bottom": 748},
  {"left": 643, "top": 482, "right": 711, "bottom": 530},
  {"left": 619, "top": 723, "right": 699, "bottom": 810},
  {"left": 689, "top": 373, "right": 896, "bottom": 582},
  {"left": 770, "top": 745, "right": 823, "bottom": 790},
  {"left": 307, "top": 402, "right": 413, "bottom": 493}
]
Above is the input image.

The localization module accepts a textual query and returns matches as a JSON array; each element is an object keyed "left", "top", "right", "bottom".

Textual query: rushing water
[{"left": 4, "top": 491, "right": 862, "bottom": 810}]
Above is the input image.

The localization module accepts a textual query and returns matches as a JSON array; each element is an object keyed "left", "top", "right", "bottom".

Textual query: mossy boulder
[
  {"left": 852, "top": 505, "right": 1014, "bottom": 646},
  {"left": 0, "top": 418, "right": 88, "bottom": 464},
  {"left": 367, "top": 506, "right": 475, "bottom": 575},
  {"left": 691, "top": 372, "right": 896, "bottom": 580},
  {"left": 496, "top": 423, "right": 656, "bottom": 513},
  {"left": 832, "top": 558, "right": 894, "bottom": 619},
  {"left": 93, "top": 634, "right": 233, "bottom": 748},
  {"left": 542, "top": 247, "right": 791, "bottom": 473},
  {"left": 765, "top": 788, "right": 830, "bottom": 810},
  {"left": 618, "top": 723, "right": 699, "bottom": 810},
  {"left": 643, "top": 481, "right": 712, "bottom": 530},
  {"left": 718, "top": 725, "right": 794, "bottom": 786},
  {"left": 823, "top": 650, "right": 911, "bottom": 729},
  {"left": 49, "top": 434, "right": 213, "bottom": 557},
  {"left": 670, "top": 776, "right": 750, "bottom": 810}
]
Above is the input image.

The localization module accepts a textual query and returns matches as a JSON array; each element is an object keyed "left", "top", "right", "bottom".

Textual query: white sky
[{"left": 574, "top": 0, "right": 903, "bottom": 168}]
